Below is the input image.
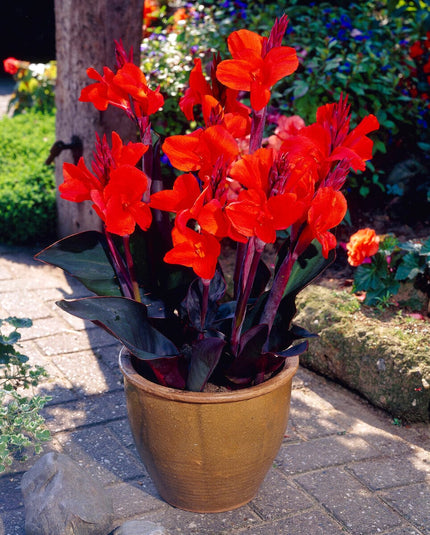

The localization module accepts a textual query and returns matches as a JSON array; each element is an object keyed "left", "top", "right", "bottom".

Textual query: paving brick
[
  {"left": 53, "top": 350, "right": 123, "bottom": 396},
  {"left": 34, "top": 326, "right": 114, "bottom": 356},
  {"left": 0, "top": 508, "right": 26, "bottom": 535},
  {"left": 349, "top": 453, "right": 430, "bottom": 490},
  {"left": 42, "top": 390, "right": 127, "bottom": 432},
  {"left": 233, "top": 509, "right": 347, "bottom": 535},
  {"left": 144, "top": 504, "right": 261, "bottom": 534},
  {"left": 56, "top": 425, "right": 146, "bottom": 486},
  {"left": 108, "top": 419, "right": 136, "bottom": 450},
  {"left": 295, "top": 467, "right": 403, "bottom": 534},
  {"left": 108, "top": 479, "right": 165, "bottom": 524},
  {"left": 0, "top": 290, "right": 54, "bottom": 320},
  {"left": 250, "top": 468, "right": 313, "bottom": 521},
  {"left": 93, "top": 342, "right": 124, "bottom": 371},
  {"left": 382, "top": 483, "right": 430, "bottom": 534},
  {"left": 18, "top": 316, "right": 71, "bottom": 341},
  {"left": 0, "top": 474, "right": 24, "bottom": 512},
  {"left": 290, "top": 389, "right": 351, "bottom": 439},
  {"left": 383, "top": 528, "right": 423, "bottom": 535},
  {"left": 346, "top": 420, "right": 415, "bottom": 456},
  {"left": 276, "top": 433, "right": 379, "bottom": 476}
]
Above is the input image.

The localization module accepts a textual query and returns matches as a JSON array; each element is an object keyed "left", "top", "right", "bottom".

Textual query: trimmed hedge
[{"left": 0, "top": 111, "right": 56, "bottom": 244}]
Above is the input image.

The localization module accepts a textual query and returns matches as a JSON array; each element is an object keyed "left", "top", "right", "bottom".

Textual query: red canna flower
[
  {"left": 100, "top": 165, "right": 152, "bottom": 236},
  {"left": 150, "top": 173, "right": 201, "bottom": 213},
  {"left": 300, "top": 187, "right": 348, "bottom": 258},
  {"left": 216, "top": 16, "right": 298, "bottom": 111},
  {"left": 226, "top": 148, "right": 309, "bottom": 243},
  {"left": 180, "top": 57, "right": 251, "bottom": 138},
  {"left": 163, "top": 212, "right": 221, "bottom": 280},
  {"left": 60, "top": 131, "right": 147, "bottom": 203},
  {"left": 60, "top": 132, "right": 151, "bottom": 236},
  {"left": 162, "top": 125, "right": 239, "bottom": 182},
  {"left": 280, "top": 96, "right": 379, "bottom": 192},
  {"left": 79, "top": 61, "right": 164, "bottom": 119},
  {"left": 346, "top": 228, "right": 380, "bottom": 267}
]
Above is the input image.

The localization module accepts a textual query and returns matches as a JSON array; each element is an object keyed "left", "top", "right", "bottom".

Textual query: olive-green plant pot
[{"left": 119, "top": 349, "right": 299, "bottom": 513}]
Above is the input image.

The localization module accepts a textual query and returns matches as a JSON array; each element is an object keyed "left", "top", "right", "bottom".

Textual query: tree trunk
[{"left": 54, "top": 0, "right": 144, "bottom": 237}]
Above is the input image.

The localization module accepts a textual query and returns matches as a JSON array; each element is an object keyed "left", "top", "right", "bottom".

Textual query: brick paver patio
[{"left": 0, "top": 242, "right": 429, "bottom": 534}]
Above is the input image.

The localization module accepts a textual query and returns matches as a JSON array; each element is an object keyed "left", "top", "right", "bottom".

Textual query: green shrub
[{"left": 0, "top": 111, "right": 56, "bottom": 244}]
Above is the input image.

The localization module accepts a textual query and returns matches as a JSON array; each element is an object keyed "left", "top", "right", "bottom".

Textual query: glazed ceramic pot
[{"left": 119, "top": 348, "right": 299, "bottom": 513}]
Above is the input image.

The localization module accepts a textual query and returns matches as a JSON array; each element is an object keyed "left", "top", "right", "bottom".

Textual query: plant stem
[
  {"left": 104, "top": 229, "right": 134, "bottom": 299},
  {"left": 231, "top": 237, "right": 264, "bottom": 356},
  {"left": 200, "top": 279, "right": 210, "bottom": 336},
  {"left": 260, "top": 247, "right": 297, "bottom": 336},
  {"left": 123, "top": 235, "right": 141, "bottom": 302},
  {"left": 248, "top": 107, "right": 267, "bottom": 154}
]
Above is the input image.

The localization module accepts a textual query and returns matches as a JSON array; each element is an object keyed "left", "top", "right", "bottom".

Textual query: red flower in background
[
  {"left": 346, "top": 228, "right": 380, "bottom": 266},
  {"left": 3, "top": 57, "right": 20, "bottom": 75},
  {"left": 216, "top": 16, "right": 298, "bottom": 111}
]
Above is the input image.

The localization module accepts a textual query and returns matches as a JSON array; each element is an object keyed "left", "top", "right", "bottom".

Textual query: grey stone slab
[
  {"left": 56, "top": 425, "right": 146, "bottom": 485},
  {"left": 250, "top": 468, "right": 313, "bottom": 521},
  {"left": 276, "top": 433, "right": 379, "bottom": 476},
  {"left": 295, "top": 467, "right": 404, "bottom": 534},
  {"left": 42, "top": 390, "right": 127, "bottom": 432},
  {"left": 349, "top": 453, "right": 430, "bottom": 490},
  {"left": 21, "top": 452, "right": 114, "bottom": 535},
  {"left": 232, "top": 509, "right": 347, "bottom": 535},
  {"left": 144, "top": 505, "right": 261, "bottom": 534},
  {"left": 53, "top": 350, "right": 123, "bottom": 396},
  {"left": 108, "top": 479, "right": 165, "bottom": 523},
  {"left": 382, "top": 483, "right": 430, "bottom": 534}
]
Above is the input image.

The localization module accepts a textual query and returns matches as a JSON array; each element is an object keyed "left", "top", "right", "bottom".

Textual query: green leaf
[
  {"left": 395, "top": 253, "right": 424, "bottom": 281},
  {"left": 35, "top": 231, "right": 121, "bottom": 296},
  {"left": 57, "top": 297, "right": 178, "bottom": 360},
  {"left": 283, "top": 241, "right": 335, "bottom": 299}
]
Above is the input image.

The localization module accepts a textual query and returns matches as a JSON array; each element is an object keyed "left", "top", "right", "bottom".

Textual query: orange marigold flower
[{"left": 346, "top": 228, "right": 380, "bottom": 267}]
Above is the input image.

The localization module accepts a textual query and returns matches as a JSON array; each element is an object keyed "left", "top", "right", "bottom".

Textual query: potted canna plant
[{"left": 36, "top": 15, "right": 379, "bottom": 512}]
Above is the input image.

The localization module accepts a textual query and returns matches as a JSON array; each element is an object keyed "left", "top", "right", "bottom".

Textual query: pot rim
[{"left": 119, "top": 347, "right": 299, "bottom": 404}]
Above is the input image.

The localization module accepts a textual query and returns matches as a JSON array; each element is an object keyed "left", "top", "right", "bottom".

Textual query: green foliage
[
  {"left": 0, "top": 110, "right": 56, "bottom": 244},
  {"left": 353, "top": 235, "right": 430, "bottom": 307},
  {"left": 0, "top": 317, "right": 51, "bottom": 472}
]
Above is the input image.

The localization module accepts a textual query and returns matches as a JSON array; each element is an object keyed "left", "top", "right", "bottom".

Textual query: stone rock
[
  {"left": 296, "top": 285, "right": 430, "bottom": 422},
  {"left": 112, "top": 520, "right": 168, "bottom": 535},
  {"left": 21, "top": 452, "right": 114, "bottom": 535}
]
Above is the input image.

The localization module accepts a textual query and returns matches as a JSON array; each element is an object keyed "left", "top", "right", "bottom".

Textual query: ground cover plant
[
  {"left": 0, "top": 317, "right": 51, "bottom": 472},
  {"left": 0, "top": 111, "right": 56, "bottom": 244}
]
